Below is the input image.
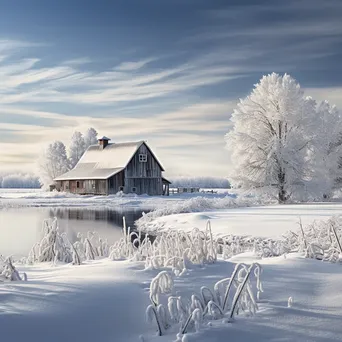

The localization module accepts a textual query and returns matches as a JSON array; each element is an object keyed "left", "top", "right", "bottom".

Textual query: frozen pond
[{"left": 0, "top": 207, "right": 150, "bottom": 257}]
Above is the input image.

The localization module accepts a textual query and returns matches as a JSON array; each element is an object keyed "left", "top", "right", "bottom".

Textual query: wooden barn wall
[
  {"left": 124, "top": 143, "right": 163, "bottom": 195},
  {"left": 59, "top": 179, "right": 107, "bottom": 195},
  {"left": 125, "top": 143, "right": 162, "bottom": 178},
  {"left": 107, "top": 171, "right": 124, "bottom": 194},
  {"left": 125, "top": 177, "right": 163, "bottom": 196}
]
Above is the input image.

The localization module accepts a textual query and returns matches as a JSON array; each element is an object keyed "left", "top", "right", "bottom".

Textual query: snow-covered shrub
[
  {"left": 28, "top": 218, "right": 73, "bottom": 264},
  {"left": 146, "top": 263, "right": 263, "bottom": 338},
  {"left": 0, "top": 257, "right": 27, "bottom": 282}
]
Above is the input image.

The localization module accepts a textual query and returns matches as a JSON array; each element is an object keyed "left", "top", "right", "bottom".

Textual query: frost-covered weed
[
  {"left": 146, "top": 263, "right": 263, "bottom": 338},
  {"left": 110, "top": 220, "right": 218, "bottom": 274},
  {"left": 146, "top": 271, "right": 174, "bottom": 336},
  {"left": 220, "top": 235, "right": 289, "bottom": 260},
  {"left": 282, "top": 216, "right": 342, "bottom": 262},
  {"left": 0, "top": 257, "right": 27, "bottom": 282},
  {"left": 26, "top": 215, "right": 342, "bottom": 269},
  {"left": 150, "top": 271, "right": 174, "bottom": 306},
  {"left": 27, "top": 218, "right": 111, "bottom": 265},
  {"left": 26, "top": 217, "right": 218, "bottom": 269},
  {"left": 221, "top": 216, "right": 342, "bottom": 263}
]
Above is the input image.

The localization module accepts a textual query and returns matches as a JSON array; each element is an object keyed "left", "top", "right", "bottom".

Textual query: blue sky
[{"left": 0, "top": 0, "right": 341, "bottom": 176}]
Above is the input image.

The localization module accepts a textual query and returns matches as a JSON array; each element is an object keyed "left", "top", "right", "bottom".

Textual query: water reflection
[
  {"left": 47, "top": 207, "right": 146, "bottom": 229},
  {"left": 0, "top": 207, "right": 150, "bottom": 258}
]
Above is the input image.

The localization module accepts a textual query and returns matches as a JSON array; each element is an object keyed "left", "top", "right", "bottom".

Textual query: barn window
[
  {"left": 132, "top": 187, "right": 137, "bottom": 193},
  {"left": 139, "top": 154, "right": 147, "bottom": 162},
  {"left": 76, "top": 181, "right": 80, "bottom": 188}
]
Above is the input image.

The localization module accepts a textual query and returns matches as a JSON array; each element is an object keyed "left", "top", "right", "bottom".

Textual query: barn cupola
[{"left": 98, "top": 136, "right": 111, "bottom": 149}]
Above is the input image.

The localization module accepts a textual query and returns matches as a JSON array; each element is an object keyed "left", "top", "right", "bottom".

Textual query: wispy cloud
[
  {"left": 115, "top": 58, "right": 156, "bottom": 71},
  {"left": 62, "top": 57, "right": 92, "bottom": 66},
  {"left": 0, "top": 41, "right": 244, "bottom": 106},
  {"left": 185, "top": 0, "right": 342, "bottom": 71},
  {"left": 0, "top": 39, "right": 43, "bottom": 53}
]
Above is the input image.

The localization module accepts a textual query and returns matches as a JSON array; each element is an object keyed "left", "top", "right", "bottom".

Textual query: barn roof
[{"left": 54, "top": 140, "right": 164, "bottom": 181}]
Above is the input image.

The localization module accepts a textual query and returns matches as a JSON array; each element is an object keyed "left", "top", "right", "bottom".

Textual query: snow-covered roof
[
  {"left": 54, "top": 167, "right": 124, "bottom": 181},
  {"left": 98, "top": 136, "right": 111, "bottom": 141},
  {"left": 54, "top": 141, "right": 164, "bottom": 181}
]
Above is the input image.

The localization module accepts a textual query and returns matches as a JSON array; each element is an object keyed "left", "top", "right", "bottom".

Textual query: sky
[{"left": 0, "top": 0, "right": 341, "bottom": 177}]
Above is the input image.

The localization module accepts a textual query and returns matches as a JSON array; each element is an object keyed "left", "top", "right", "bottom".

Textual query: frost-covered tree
[
  {"left": 309, "top": 101, "right": 342, "bottom": 198},
  {"left": 225, "top": 73, "right": 316, "bottom": 203},
  {"left": 38, "top": 141, "right": 69, "bottom": 187},
  {"left": 69, "top": 131, "right": 86, "bottom": 168},
  {"left": 84, "top": 127, "right": 98, "bottom": 148}
]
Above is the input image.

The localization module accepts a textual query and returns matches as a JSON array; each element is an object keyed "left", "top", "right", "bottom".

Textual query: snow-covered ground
[
  {"left": 0, "top": 188, "right": 233, "bottom": 210},
  {"left": 0, "top": 260, "right": 151, "bottom": 342},
  {"left": 1, "top": 253, "right": 341, "bottom": 342},
  {"left": 139, "top": 202, "right": 342, "bottom": 239},
  {"left": 1, "top": 190, "right": 342, "bottom": 341}
]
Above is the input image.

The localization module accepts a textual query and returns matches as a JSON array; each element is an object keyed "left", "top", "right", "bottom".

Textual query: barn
[{"left": 54, "top": 137, "right": 170, "bottom": 196}]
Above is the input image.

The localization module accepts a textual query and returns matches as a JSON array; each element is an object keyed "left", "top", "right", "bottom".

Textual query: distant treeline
[
  {"left": 0, "top": 173, "right": 41, "bottom": 188},
  {"left": 0, "top": 173, "right": 230, "bottom": 190},
  {"left": 169, "top": 176, "right": 230, "bottom": 189}
]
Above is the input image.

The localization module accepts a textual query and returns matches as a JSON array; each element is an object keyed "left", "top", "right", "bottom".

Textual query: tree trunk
[
  {"left": 277, "top": 120, "right": 287, "bottom": 204},
  {"left": 278, "top": 184, "right": 287, "bottom": 204},
  {"left": 278, "top": 166, "right": 288, "bottom": 203}
]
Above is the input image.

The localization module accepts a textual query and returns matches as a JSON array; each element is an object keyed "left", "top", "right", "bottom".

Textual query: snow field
[
  {"left": 0, "top": 259, "right": 151, "bottom": 342},
  {"left": 139, "top": 202, "right": 342, "bottom": 239},
  {"left": 146, "top": 262, "right": 263, "bottom": 339},
  {"left": 1, "top": 211, "right": 342, "bottom": 341},
  {"left": 1, "top": 194, "right": 342, "bottom": 341},
  {"left": 2, "top": 252, "right": 340, "bottom": 342}
]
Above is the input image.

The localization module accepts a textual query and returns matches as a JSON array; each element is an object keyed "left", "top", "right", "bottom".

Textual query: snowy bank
[
  {"left": 136, "top": 195, "right": 265, "bottom": 231},
  {"left": 138, "top": 202, "right": 342, "bottom": 239},
  {"left": 0, "top": 189, "right": 237, "bottom": 210}
]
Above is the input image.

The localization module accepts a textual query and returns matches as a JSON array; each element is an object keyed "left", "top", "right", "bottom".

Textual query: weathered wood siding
[
  {"left": 59, "top": 179, "right": 107, "bottom": 195},
  {"left": 125, "top": 178, "right": 163, "bottom": 196},
  {"left": 107, "top": 171, "right": 124, "bottom": 194},
  {"left": 124, "top": 143, "right": 163, "bottom": 195}
]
